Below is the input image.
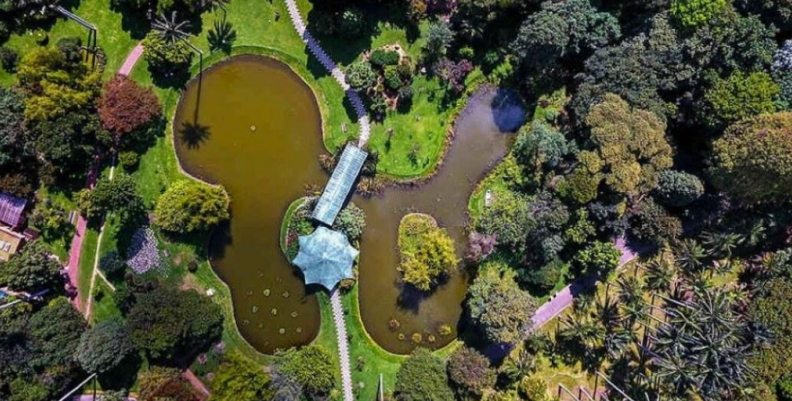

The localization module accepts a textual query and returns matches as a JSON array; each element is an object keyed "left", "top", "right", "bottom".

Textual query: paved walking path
[
  {"left": 65, "top": 42, "right": 143, "bottom": 312},
  {"left": 182, "top": 369, "right": 211, "bottom": 400},
  {"left": 284, "top": 0, "right": 371, "bottom": 146},
  {"left": 284, "top": 3, "right": 364, "bottom": 399},
  {"left": 330, "top": 289, "right": 354, "bottom": 401},
  {"left": 118, "top": 43, "right": 144, "bottom": 76},
  {"left": 530, "top": 237, "right": 637, "bottom": 329}
]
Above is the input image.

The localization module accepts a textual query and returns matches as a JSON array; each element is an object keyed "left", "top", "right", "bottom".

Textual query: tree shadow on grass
[
  {"left": 304, "top": 1, "right": 418, "bottom": 68},
  {"left": 108, "top": 1, "right": 152, "bottom": 40}
]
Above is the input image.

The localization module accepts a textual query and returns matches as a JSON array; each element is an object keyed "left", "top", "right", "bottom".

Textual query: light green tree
[
  {"left": 585, "top": 93, "right": 673, "bottom": 196},
  {"left": 154, "top": 180, "right": 230, "bottom": 233}
]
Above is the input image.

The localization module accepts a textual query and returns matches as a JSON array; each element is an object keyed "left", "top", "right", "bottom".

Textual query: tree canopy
[
  {"left": 584, "top": 93, "right": 673, "bottom": 196},
  {"left": 76, "top": 318, "right": 135, "bottom": 374},
  {"left": 467, "top": 262, "right": 536, "bottom": 344},
  {"left": 397, "top": 214, "right": 459, "bottom": 291},
  {"left": 212, "top": 352, "right": 274, "bottom": 401},
  {"left": 710, "top": 112, "right": 792, "bottom": 204},
  {"left": 154, "top": 180, "right": 230, "bottom": 233},
  {"left": 0, "top": 240, "right": 63, "bottom": 293},
  {"left": 127, "top": 286, "right": 223, "bottom": 360}
]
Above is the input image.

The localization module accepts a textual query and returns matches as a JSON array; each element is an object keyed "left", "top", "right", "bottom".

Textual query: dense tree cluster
[{"left": 127, "top": 286, "right": 223, "bottom": 360}]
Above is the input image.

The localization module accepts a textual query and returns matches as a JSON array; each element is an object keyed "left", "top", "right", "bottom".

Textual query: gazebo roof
[{"left": 292, "top": 226, "right": 358, "bottom": 291}]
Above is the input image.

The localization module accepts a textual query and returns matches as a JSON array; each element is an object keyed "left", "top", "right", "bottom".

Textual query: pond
[
  {"left": 173, "top": 54, "right": 524, "bottom": 355},
  {"left": 355, "top": 87, "right": 524, "bottom": 353},
  {"left": 173, "top": 55, "right": 326, "bottom": 353}
]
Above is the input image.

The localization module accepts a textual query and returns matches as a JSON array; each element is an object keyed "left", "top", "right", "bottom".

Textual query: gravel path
[
  {"left": 284, "top": 0, "right": 371, "bottom": 146},
  {"left": 330, "top": 289, "right": 354, "bottom": 401}
]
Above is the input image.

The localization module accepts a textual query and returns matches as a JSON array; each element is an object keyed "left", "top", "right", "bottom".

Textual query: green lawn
[
  {"left": 90, "top": 279, "right": 121, "bottom": 324},
  {"left": 77, "top": 227, "right": 99, "bottom": 307},
  {"left": 0, "top": 0, "right": 139, "bottom": 85},
  {"left": 343, "top": 285, "right": 461, "bottom": 400}
]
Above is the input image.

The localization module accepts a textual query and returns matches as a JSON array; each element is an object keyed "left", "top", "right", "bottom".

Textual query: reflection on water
[
  {"left": 173, "top": 53, "right": 526, "bottom": 355},
  {"left": 356, "top": 87, "right": 525, "bottom": 354},
  {"left": 173, "top": 55, "right": 325, "bottom": 353}
]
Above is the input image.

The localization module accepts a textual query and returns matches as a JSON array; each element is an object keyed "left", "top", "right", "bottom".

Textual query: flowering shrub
[{"left": 126, "top": 227, "right": 162, "bottom": 274}]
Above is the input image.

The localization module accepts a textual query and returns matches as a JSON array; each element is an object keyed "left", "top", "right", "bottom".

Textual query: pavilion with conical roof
[{"left": 292, "top": 226, "right": 358, "bottom": 291}]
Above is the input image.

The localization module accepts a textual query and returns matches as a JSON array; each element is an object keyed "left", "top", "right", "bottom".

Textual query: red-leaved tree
[{"left": 98, "top": 75, "right": 161, "bottom": 139}]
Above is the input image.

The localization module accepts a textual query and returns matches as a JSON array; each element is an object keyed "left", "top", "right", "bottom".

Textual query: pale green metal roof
[
  {"left": 292, "top": 226, "right": 358, "bottom": 291},
  {"left": 312, "top": 144, "right": 368, "bottom": 226}
]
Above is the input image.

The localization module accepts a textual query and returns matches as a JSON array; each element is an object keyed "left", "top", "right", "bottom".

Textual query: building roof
[
  {"left": 0, "top": 192, "right": 26, "bottom": 228},
  {"left": 312, "top": 144, "right": 368, "bottom": 226},
  {"left": 0, "top": 226, "right": 24, "bottom": 262},
  {"left": 292, "top": 226, "right": 358, "bottom": 291}
]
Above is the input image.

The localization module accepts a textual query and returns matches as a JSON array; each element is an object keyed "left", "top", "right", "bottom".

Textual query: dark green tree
[
  {"left": 0, "top": 240, "right": 63, "bottom": 293},
  {"left": 512, "top": 0, "right": 620, "bottom": 78},
  {"left": 127, "top": 286, "right": 223, "bottom": 360},
  {"left": 76, "top": 318, "right": 135, "bottom": 374}
]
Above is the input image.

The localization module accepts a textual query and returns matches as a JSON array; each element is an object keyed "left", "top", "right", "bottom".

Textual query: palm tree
[
  {"left": 204, "top": 0, "right": 231, "bottom": 18},
  {"left": 674, "top": 239, "right": 706, "bottom": 275},
  {"left": 603, "top": 325, "right": 633, "bottom": 361},
  {"left": 644, "top": 255, "right": 675, "bottom": 293},
  {"left": 700, "top": 231, "right": 743, "bottom": 259},
  {"left": 559, "top": 310, "right": 605, "bottom": 353},
  {"left": 153, "top": 12, "right": 204, "bottom": 74},
  {"left": 153, "top": 11, "right": 191, "bottom": 44},
  {"left": 499, "top": 345, "right": 535, "bottom": 383},
  {"left": 208, "top": 17, "right": 237, "bottom": 53},
  {"left": 618, "top": 276, "right": 646, "bottom": 322}
]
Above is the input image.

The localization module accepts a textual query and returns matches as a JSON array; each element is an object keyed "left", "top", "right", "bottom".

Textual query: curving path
[
  {"left": 66, "top": 43, "right": 143, "bottom": 312},
  {"left": 284, "top": 0, "right": 371, "bottom": 146},
  {"left": 283, "top": 2, "right": 366, "bottom": 399},
  {"left": 530, "top": 237, "right": 637, "bottom": 329}
]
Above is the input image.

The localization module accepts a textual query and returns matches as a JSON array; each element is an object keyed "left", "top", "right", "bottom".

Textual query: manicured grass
[
  {"left": 343, "top": 286, "right": 405, "bottom": 400},
  {"left": 0, "top": 0, "right": 138, "bottom": 85},
  {"left": 78, "top": 227, "right": 99, "bottom": 307},
  {"left": 90, "top": 279, "right": 120, "bottom": 324},
  {"left": 342, "top": 285, "right": 460, "bottom": 400}
]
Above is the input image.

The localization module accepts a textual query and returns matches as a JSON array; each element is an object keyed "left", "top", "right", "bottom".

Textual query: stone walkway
[
  {"left": 330, "top": 289, "right": 354, "bottom": 401},
  {"left": 284, "top": 2, "right": 363, "bottom": 399},
  {"left": 284, "top": 0, "right": 371, "bottom": 146}
]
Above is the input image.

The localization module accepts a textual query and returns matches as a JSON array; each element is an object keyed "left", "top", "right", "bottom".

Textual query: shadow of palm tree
[{"left": 179, "top": 121, "right": 211, "bottom": 149}]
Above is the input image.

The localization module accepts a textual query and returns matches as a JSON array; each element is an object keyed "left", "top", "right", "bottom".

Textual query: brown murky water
[
  {"left": 355, "top": 88, "right": 522, "bottom": 353},
  {"left": 173, "top": 54, "right": 524, "bottom": 355},
  {"left": 173, "top": 55, "right": 326, "bottom": 353}
]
